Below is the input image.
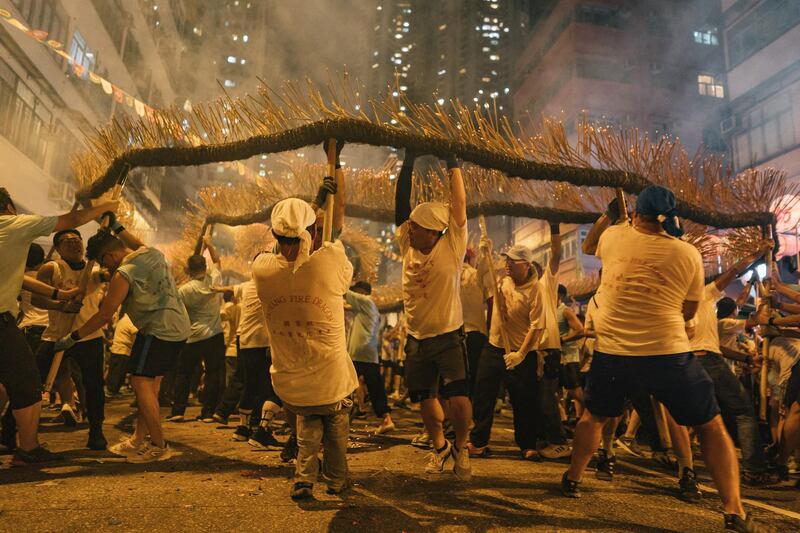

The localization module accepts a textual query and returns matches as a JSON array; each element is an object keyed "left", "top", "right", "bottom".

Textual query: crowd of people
[{"left": 1, "top": 142, "right": 799, "bottom": 532}]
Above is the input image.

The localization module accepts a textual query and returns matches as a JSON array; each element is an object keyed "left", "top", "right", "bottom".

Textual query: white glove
[
  {"left": 53, "top": 333, "right": 77, "bottom": 353},
  {"left": 479, "top": 235, "right": 492, "bottom": 254},
  {"left": 504, "top": 351, "right": 525, "bottom": 370}
]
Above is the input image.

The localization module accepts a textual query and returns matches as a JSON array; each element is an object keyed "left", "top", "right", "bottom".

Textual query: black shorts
[
  {"left": 0, "top": 313, "right": 42, "bottom": 409},
  {"left": 560, "top": 362, "right": 581, "bottom": 390},
  {"left": 784, "top": 360, "right": 800, "bottom": 409},
  {"left": 585, "top": 352, "right": 720, "bottom": 427},
  {"left": 405, "top": 328, "right": 468, "bottom": 401},
  {"left": 128, "top": 334, "right": 185, "bottom": 378}
]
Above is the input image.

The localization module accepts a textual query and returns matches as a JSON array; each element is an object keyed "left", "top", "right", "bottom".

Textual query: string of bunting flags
[{"left": 0, "top": 8, "right": 156, "bottom": 119}]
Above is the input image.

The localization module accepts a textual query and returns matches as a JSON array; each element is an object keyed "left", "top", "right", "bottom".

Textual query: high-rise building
[
  {"left": 510, "top": 0, "right": 727, "bottom": 283},
  {"left": 721, "top": 0, "right": 800, "bottom": 180},
  {"left": 0, "top": 0, "right": 185, "bottom": 239}
]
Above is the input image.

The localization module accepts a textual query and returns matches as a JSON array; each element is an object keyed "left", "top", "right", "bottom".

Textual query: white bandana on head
[
  {"left": 271, "top": 198, "right": 317, "bottom": 273},
  {"left": 409, "top": 202, "right": 449, "bottom": 232}
]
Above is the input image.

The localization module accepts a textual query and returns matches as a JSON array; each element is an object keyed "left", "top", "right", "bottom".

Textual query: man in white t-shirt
[
  {"left": 460, "top": 248, "right": 491, "bottom": 395},
  {"left": 564, "top": 186, "right": 759, "bottom": 532},
  {"left": 687, "top": 242, "right": 774, "bottom": 485},
  {"left": 34, "top": 228, "right": 109, "bottom": 449},
  {"left": 0, "top": 187, "right": 117, "bottom": 465},
  {"left": 532, "top": 222, "right": 571, "bottom": 459},
  {"left": 253, "top": 198, "right": 357, "bottom": 500},
  {"left": 168, "top": 235, "right": 226, "bottom": 423},
  {"left": 393, "top": 151, "right": 471, "bottom": 479},
  {"left": 468, "top": 243, "right": 545, "bottom": 460}
]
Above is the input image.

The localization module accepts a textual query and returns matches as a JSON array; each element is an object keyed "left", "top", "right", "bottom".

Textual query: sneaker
[
  {"left": 11, "top": 445, "right": 64, "bottom": 466},
  {"left": 280, "top": 434, "right": 298, "bottom": 463},
  {"left": 742, "top": 471, "right": 779, "bottom": 486},
  {"left": 61, "top": 404, "right": 78, "bottom": 427},
  {"left": 561, "top": 471, "right": 580, "bottom": 498},
  {"left": 724, "top": 514, "right": 768, "bottom": 533},
  {"left": 233, "top": 425, "right": 251, "bottom": 442},
  {"left": 165, "top": 414, "right": 184, "bottom": 423},
  {"left": 651, "top": 450, "right": 677, "bottom": 471},
  {"left": 325, "top": 479, "right": 352, "bottom": 496},
  {"left": 375, "top": 420, "right": 396, "bottom": 435},
  {"left": 212, "top": 413, "right": 229, "bottom": 426},
  {"left": 788, "top": 456, "right": 799, "bottom": 474},
  {"left": 248, "top": 427, "right": 283, "bottom": 450},
  {"left": 86, "top": 427, "right": 108, "bottom": 450},
  {"left": 615, "top": 435, "right": 643, "bottom": 457},
  {"left": 452, "top": 444, "right": 472, "bottom": 481},
  {"left": 468, "top": 443, "right": 490, "bottom": 458},
  {"left": 108, "top": 437, "right": 142, "bottom": 457},
  {"left": 411, "top": 431, "right": 432, "bottom": 449},
  {"left": 540, "top": 443, "right": 572, "bottom": 459},
  {"left": 126, "top": 441, "right": 174, "bottom": 464},
  {"left": 424, "top": 440, "right": 452, "bottom": 474},
  {"left": 290, "top": 481, "right": 314, "bottom": 500},
  {"left": 521, "top": 449, "right": 541, "bottom": 462},
  {"left": 678, "top": 467, "right": 702, "bottom": 502},
  {"left": 595, "top": 449, "right": 615, "bottom": 481}
]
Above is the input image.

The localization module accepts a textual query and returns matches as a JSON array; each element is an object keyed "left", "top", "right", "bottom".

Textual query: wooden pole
[
  {"left": 615, "top": 188, "right": 628, "bottom": 225},
  {"left": 759, "top": 224, "right": 773, "bottom": 421},
  {"left": 322, "top": 138, "right": 337, "bottom": 243},
  {"left": 478, "top": 215, "right": 511, "bottom": 353},
  {"left": 44, "top": 168, "right": 129, "bottom": 393}
]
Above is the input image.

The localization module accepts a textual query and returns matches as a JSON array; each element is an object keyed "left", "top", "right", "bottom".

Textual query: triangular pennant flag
[
  {"left": 125, "top": 95, "right": 134, "bottom": 107},
  {"left": 73, "top": 63, "right": 84, "bottom": 78},
  {"left": 89, "top": 72, "right": 101, "bottom": 84},
  {"left": 101, "top": 78, "right": 113, "bottom": 94},
  {"left": 112, "top": 86, "right": 124, "bottom": 103},
  {"left": 134, "top": 99, "right": 145, "bottom": 117}
]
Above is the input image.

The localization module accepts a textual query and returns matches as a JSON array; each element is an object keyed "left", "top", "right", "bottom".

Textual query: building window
[
  {"left": 68, "top": 31, "right": 95, "bottom": 77},
  {"left": 0, "top": 59, "right": 50, "bottom": 167},
  {"left": 727, "top": 0, "right": 800, "bottom": 67},
  {"left": 693, "top": 28, "right": 718, "bottom": 46},
  {"left": 575, "top": 4, "right": 619, "bottom": 28},
  {"left": 734, "top": 93, "right": 796, "bottom": 169},
  {"left": 697, "top": 74, "right": 724, "bottom": 98}
]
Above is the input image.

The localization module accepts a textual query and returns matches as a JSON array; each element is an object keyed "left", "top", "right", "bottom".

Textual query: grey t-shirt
[
  {"left": 117, "top": 247, "right": 190, "bottom": 342},
  {"left": 179, "top": 265, "right": 223, "bottom": 344},
  {"left": 345, "top": 290, "right": 380, "bottom": 364},
  {"left": 0, "top": 214, "right": 57, "bottom": 316}
]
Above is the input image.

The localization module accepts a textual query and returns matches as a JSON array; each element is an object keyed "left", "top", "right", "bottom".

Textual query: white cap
[
  {"left": 501, "top": 244, "right": 535, "bottom": 264},
  {"left": 409, "top": 202, "right": 449, "bottom": 232},
  {"left": 271, "top": 198, "right": 316, "bottom": 238}
]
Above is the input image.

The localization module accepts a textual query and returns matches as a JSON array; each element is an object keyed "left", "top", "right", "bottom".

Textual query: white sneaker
[
  {"left": 61, "top": 404, "right": 78, "bottom": 427},
  {"left": 375, "top": 420, "right": 396, "bottom": 435},
  {"left": 539, "top": 443, "right": 572, "bottom": 459},
  {"left": 425, "top": 440, "right": 452, "bottom": 474},
  {"left": 452, "top": 444, "right": 472, "bottom": 481},
  {"left": 108, "top": 437, "right": 142, "bottom": 457},
  {"left": 126, "top": 441, "right": 174, "bottom": 464}
]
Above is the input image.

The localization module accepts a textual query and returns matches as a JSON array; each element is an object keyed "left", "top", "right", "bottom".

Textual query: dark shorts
[
  {"left": 404, "top": 328, "right": 468, "bottom": 401},
  {"left": 0, "top": 313, "right": 43, "bottom": 409},
  {"left": 784, "top": 360, "right": 800, "bottom": 409},
  {"left": 128, "top": 333, "right": 185, "bottom": 378},
  {"left": 560, "top": 362, "right": 581, "bottom": 390},
  {"left": 585, "top": 352, "right": 720, "bottom": 427}
]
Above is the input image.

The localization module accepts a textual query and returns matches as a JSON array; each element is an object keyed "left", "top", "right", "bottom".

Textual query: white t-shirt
[
  {"left": 0, "top": 214, "right": 57, "bottom": 316},
  {"left": 718, "top": 317, "right": 746, "bottom": 351},
  {"left": 42, "top": 260, "right": 105, "bottom": 343},
  {"left": 179, "top": 265, "right": 223, "bottom": 344},
  {"left": 461, "top": 263, "right": 491, "bottom": 335},
  {"left": 768, "top": 336, "right": 800, "bottom": 385},
  {"left": 593, "top": 224, "right": 704, "bottom": 356},
  {"left": 235, "top": 280, "right": 270, "bottom": 349},
  {"left": 110, "top": 314, "right": 138, "bottom": 355},
  {"left": 220, "top": 301, "right": 241, "bottom": 356},
  {"left": 252, "top": 241, "right": 358, "bottom": 407},
  {"left": 537, "top": 267, "right": 561, "bottom": 351},
  {"left": 688, "top": 283, "right": 724, "bottom": 353},
  {"left": 489, "top": 275, "right": 544, "bottom": 352},
  {"left": 397, "top": 214, "right": 468, "bottom": 339},
  {"left": 18, "top": 269, "right": 49, "bottom": 329}
]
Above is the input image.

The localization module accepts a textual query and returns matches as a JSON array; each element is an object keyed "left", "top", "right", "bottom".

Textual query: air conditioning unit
[{"left": 720, "top": 116, "right": 736, "bottom": 134}]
